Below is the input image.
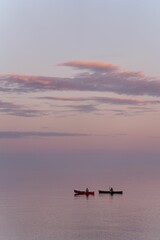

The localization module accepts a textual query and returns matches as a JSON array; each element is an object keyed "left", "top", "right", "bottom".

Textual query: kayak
[
  {"left": 74, "top": 190, "right": 94, "bottom": 195},
  {"left": 99, "top": 190, "right": 123, "bottom": 194}
]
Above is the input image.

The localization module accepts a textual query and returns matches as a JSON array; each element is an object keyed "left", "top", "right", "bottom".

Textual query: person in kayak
[
  {"left": 110, "top": 187, "right": 113, "bottom": 193},
  {"left": 86, "top": 188, "right": 89, "bottom": 193}
]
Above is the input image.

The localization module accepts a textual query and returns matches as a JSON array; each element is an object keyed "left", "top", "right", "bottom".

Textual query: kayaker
[
  {"left": 110, "top": 187, "right": 113, "bottom": 192},
  {"left": 86, "top": 188, "right": 89, "bottom": 193}
]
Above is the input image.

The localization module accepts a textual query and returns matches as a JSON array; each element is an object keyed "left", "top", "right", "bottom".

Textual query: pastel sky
[{"left": 1, "top": 0, "right": 160, "bottom": 185}]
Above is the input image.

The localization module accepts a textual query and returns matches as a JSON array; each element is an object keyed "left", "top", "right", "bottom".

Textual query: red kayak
[{"left": 74, "top": 190, "right": 94, "bottom": 195}]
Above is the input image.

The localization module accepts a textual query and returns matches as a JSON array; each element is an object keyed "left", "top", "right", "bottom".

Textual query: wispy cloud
[
  {"left": 41, "top": 96, "right": 160, "bottom": 106},
  {"left": 66, "top": 104, "right": 98, "bottom": 113},
  {"left": 0, "top": 131, "right": 89, "bottom": 139},
  {"left": 1, "top": 60, "right": 160, "bottom": 96},
  {"left": 0, "top": 100, "right": 45, "bottom": 117},
  {"left": 0, "top": 131, "right": 129, "bottom": 139}
]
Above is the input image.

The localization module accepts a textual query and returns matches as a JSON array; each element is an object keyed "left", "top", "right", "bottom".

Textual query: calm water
[
  {"left": 0, "top": 184, "right": 160, "bottom": 240},
  {"left": 0, "top": 155, "right": 160, "bottom": 240}
]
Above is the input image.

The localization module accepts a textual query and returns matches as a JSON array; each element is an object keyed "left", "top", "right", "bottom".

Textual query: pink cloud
[
  {"left": 5, "top": 74, "right": 51, "bottom": 85},
  {"left": 58, "top": 60, "right": 119, "bottom": 72},
  {"left": 1, "top": 60, "right": 160, "bottom": 97}
]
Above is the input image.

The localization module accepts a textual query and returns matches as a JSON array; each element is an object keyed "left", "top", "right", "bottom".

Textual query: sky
[{"left": 1, "top": 0, "right": 160, "bottom": 187}]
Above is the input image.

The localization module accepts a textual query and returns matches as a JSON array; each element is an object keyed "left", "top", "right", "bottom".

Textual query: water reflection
[
  {"left": 0, "top": 185, "right": 160, "bottom": 240},
  {"left": 74, "top": 193, "right": 95, "bottom": 199},
  {"left": 98, "top": 193, "right": 124, "bottom": 200},
  {"left": 0, "top": 164, "right": 160, "bottom": 240}
]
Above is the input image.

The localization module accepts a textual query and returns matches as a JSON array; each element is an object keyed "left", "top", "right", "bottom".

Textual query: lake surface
[
  {"left": 0, "top": 182, "right": 160, "bottom": 240},
  {"left": 0, "top": 153, "right": 160, "bottom": 240}
]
